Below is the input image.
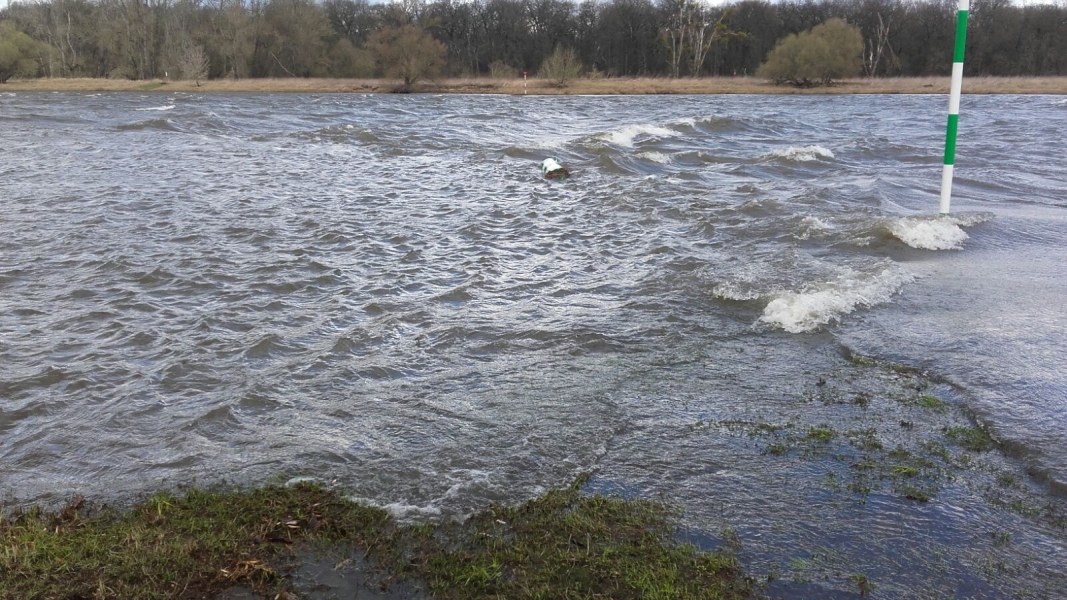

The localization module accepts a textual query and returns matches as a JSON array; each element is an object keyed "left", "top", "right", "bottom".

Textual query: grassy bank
[
  {"left": 0, "top": 475, "right": 751, "bottom": 600},
  {"left": 3, "top": 76, "right": 1067, "bottom": 94}
]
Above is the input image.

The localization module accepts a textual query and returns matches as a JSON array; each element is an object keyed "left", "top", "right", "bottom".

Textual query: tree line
[{"left": 2, "top": 0, "right": 1066, "bottom": 83}]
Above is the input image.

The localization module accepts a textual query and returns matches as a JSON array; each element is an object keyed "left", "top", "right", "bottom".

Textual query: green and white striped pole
[{"left": 939, "top": 0, "right": 969, "bottom": 215}]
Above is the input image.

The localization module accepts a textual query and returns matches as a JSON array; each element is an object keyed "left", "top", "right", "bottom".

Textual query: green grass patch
[
  {"left": 847, "top": 354, "right": 878, "bottom": 367},
  {"left": 806, "top": 426, "right": 836, "bottom": 444},
  {"left": 897, "top": 394, "right": 949, "bottom": 411},
  {"left": 944, "top": 425, "right": 997, "bottom": 452},
  {"left": 0, "top": 477, "right": 752, "bottom": 600},
  {"left": 851, "top": 573, "right": 874, "bottom": 596},
  {"left": 137, "top": 81, "right": 166, "bottom": 90},
  {"left": 897, "top": 485, "right": 932, "bottom": 502},
  {"left": 717, "top": 420, "right": 791, "bottom": 437},
  {"left": 997, "top": 472, "right": 1017, "bottom": 488},
  {"left": 765, "top": 443, "right": 791, "bottom": 456},
  {"left": 891, "top": 465, "right": 920, "bottom": 478},
  {"left": 846, "top": 429, "right": 883, "bottom": 452}
]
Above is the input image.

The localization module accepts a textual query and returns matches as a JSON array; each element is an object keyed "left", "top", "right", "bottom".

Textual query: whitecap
[
  {"left": 530, "top": 137, "right": 567, "bottom": 150},
  {"left": 597, "top": 124, "right": 681, "bottom": 148},
  {"left": 135, "top": 105, "right": 175, "bottom": 112},
  {"left": 766, "top": 145, "right": 834, "bottom": 162},
  {"left": 801, "top": 216, "right": 834, "bottom": 230},
  {"left": 712, "top": 283, "right": 763, "bottom": 302},
  {"left": 760, "top": 267, "right": 914, "bottom": 333},
  {"left": 886, "top": 214, "right": 989, "bottom": 250},
  {"left": 796, "top": 215, "right": 835, "bottom": 239},
  {"left": 638, "top": 151, "right": 672, "bottom": 164}
]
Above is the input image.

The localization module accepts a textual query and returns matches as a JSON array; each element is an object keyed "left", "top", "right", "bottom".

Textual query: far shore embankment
[{"left": 4, "top": 76, "right": 1067, "bottom": 94}]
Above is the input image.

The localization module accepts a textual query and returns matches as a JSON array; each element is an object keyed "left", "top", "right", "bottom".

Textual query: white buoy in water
[{"left": 541, "top": 157, "right": 570, "bottom": 180}]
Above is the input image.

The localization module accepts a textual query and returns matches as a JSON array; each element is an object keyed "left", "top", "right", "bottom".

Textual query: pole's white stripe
[
  {"left": 949, "top": 63, "right": 964, "bottom": 115},
  {"left": 939, "top": 165, "right": 955, "bottom": 215},
  {"left": 959, "top": 0, "right": 969, "bottom": 11}
]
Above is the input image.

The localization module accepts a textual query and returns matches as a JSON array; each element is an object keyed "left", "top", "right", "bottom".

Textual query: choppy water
[{"left": 2, "top": 92, "right": 1067, "bottom": 597}]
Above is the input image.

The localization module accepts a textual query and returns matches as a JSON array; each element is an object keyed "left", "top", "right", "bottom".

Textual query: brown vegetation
[{"left": 4, "top": 76, "right": 1067, "bottom": 95}]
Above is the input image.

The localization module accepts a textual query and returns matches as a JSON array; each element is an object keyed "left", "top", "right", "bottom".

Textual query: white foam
[
  {"left": 767, "top": 145, "right": 834, "bottom": 162},
  {"left": 760, "top": 267, "right": 914, "bottom": 333},
  {"left": 531, "top": 137, "right": 567, "bottom": 150},
  {"left": 284, "top": 476, "right": 320, "bottom": 487},
  {"left": 381, "top": 501, "right": 443, "bottom": 519},
  {"left": 712, "top": 284, "right": 763, "bottom": 301},
  {"left": 1056, "top": 99, "right": 1067, "bottom": 106},
  {"left": 796, "top": 215, "right": 834, "bottom": 240},
  {"left": 598, "top": 124, "right": 681, "bottom": 148},
  {"left": 801, "top": 216, "right": 834, "bottom": 230},
  {"left": 638, "top": 151, "right": 672, "bottom": 164},
  {"left": 136, "top": 105, "right": 175, "bottom": 111},
  {"left": 674, "top": 116, "right": 725, "bottom": 128},
  {"left": 888, "top": 217, "right": 972, "bottom": 250}
]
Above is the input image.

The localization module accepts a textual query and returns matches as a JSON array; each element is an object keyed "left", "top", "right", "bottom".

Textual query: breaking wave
[
  {"left": 765, "top": 145, "right": 835, "bottom": 162},
  {"left": 597, "top": 124, "right": 682, "bottom": 147},
  {"left": 115, "top": 118, "right": 180, "bottom": 132},
  {"left": 795, "top": 215, "right": 835, "bottom": 240},
  {"left": 887, "top": 213, "right": 991, "bottom": 250},
  {"left": 760, "top": 267, "right": 915, "bottom": 333},
  {"left": 135, "top": 105, "right": 175, "bottom": 112},
  {"left": 638, "top": 151, "right": 672, "bottom": 164}
]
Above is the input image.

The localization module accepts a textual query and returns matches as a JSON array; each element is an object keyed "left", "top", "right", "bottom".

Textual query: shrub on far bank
[
  {"left": 757, "top": 18, "right": 862, "bottom": 87},
  {"left": 487, "top": 60, "right": 518, "bottom": 79},
  {"left": 539, "top": 45, "right": 582, "bottom": 88},
  {"left": 368, "top": 24, "right": 447, "bottom": 90},
  {"left": 0, "top": 21, "right": 47, "bottom": 83}
]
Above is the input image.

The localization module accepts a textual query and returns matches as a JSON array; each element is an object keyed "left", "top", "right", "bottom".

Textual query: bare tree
[
  {"left": 689, "top": 6, "right": 737, "bottom": 76},
  {"left": 661, "top": 0, "right": 740, "bottom": 78},
  {"left": 660, "top": 0, "right": 687, "bottom": 78},
  {"left": 179, "top": 42, "right": 209, "bottom": 84},
  {"left": 862, "top": 13, "right": 892, "bottom": 78}
]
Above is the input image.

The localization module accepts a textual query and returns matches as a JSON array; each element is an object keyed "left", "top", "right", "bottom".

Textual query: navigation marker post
[{"left": 939, "top": 0, "right": 969, "bottom": 215}]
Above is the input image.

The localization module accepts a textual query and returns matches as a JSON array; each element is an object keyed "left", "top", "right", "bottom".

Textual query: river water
[{"left": 2, "top": 92, "right": 1066, "bottom": 597}]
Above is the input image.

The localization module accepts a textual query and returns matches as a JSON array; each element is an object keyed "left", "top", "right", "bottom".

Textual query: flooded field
[{"left": 2, "top": 92, "right": 1066, "bottom": 597}]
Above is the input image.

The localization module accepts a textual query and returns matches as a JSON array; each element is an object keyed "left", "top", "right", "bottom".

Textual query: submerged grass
[
  {"left": 944, "top": 425, "right": 998, "bottom": 452},
  {"left": 0, "top": 476, "right": 751, "bottom": 600}
]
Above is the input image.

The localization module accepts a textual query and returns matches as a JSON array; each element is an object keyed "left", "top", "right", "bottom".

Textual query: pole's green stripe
[
  {"left": 954, "top": 11, "right": 969, "bottom": 63},
  {"left": 944, "top": 114, "right": 959, "bottom": 165}
]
